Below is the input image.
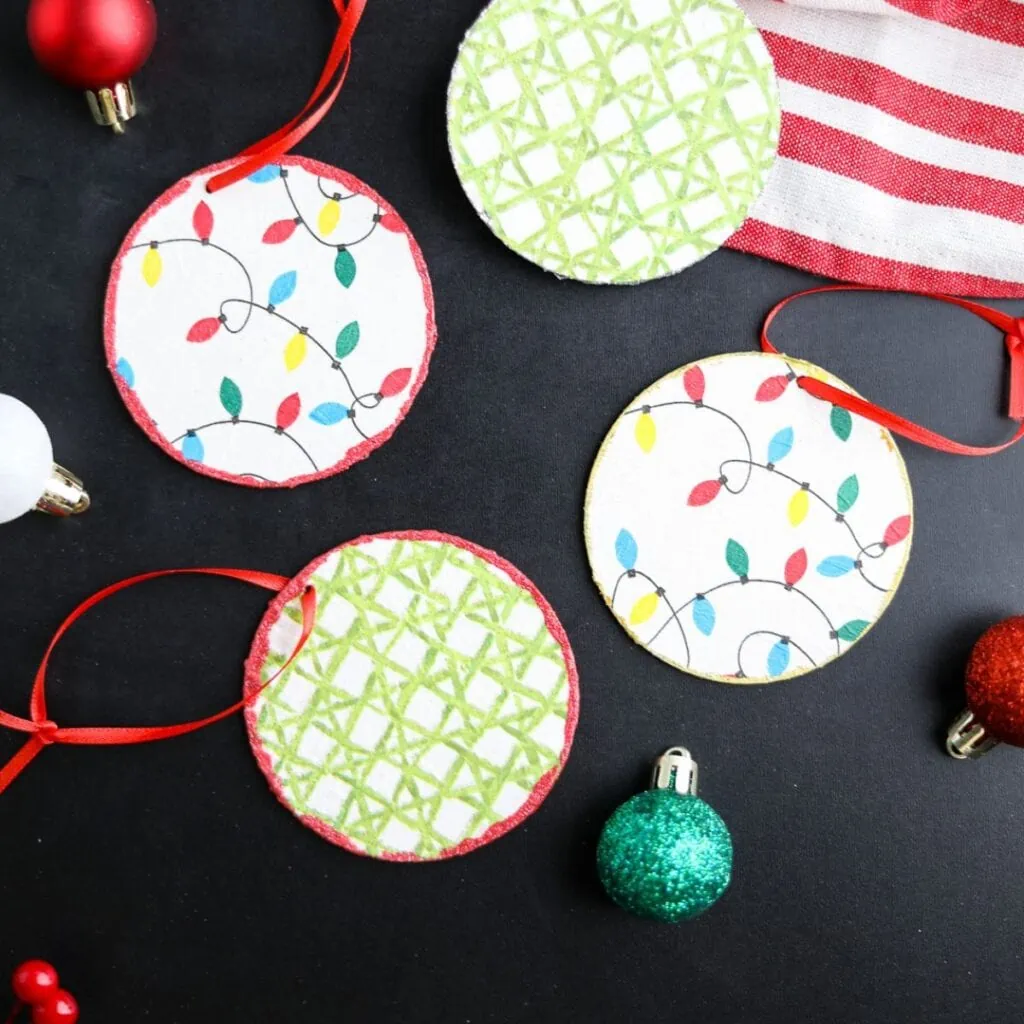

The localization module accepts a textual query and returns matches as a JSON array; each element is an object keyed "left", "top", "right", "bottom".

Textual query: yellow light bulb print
[
  {"left": 318, "top": 198, "right": 341, "bottom": 236},
  {"left": 284, "top": 332, "right": 308, "bottom": 372},
  {"left": 629, "top": 592, "right": 660, "bottom": 626},
  {"left": 788, "top": 488, "right": 809, "bottom": 526},
  {"left": 635, "top": 412, "right": 656, "bottom": 453},
  {"left": 142, "top": 246, "right": 162, "bottom": 287}
]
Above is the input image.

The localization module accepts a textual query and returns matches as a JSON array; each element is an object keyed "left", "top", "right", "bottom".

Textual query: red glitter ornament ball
[
  {"left": 965, "top": 616, "right": 1024, "bottom": 747},
  {"left": 27, "top": 0, "right": 156, "bottom": 91}
]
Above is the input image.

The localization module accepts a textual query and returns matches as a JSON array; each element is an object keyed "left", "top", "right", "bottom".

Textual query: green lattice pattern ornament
[
  {"left": 245, "top": 532, "right": 579, "bottom": 861},
  {"left": 447, "top": 0, "right": 780, "bottom": 284}
]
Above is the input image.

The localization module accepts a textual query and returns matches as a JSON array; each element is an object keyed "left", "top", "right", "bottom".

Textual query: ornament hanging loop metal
[
  {"left": 85, "top": 81, "right": 136, "bottom": 134},
  {"left": 651, "top": 747, "right": 698, "bottom": 795},
  {"left": 36, "top": 464, "right": 90, "bottom": 516},
  {"left": 946, "top": 709, "right": 1000, "bottom": 760}
]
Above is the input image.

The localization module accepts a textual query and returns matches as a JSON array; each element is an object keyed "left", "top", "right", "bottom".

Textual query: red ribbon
[
  {"left": 206, "top": 0, "right": 368, "bottom": 193},
  {"left": 762, "top": 284, "right": 1024, "bottom": 455},
  {"left": 0, "top": 569, "right": 317, "bottom": 797}
]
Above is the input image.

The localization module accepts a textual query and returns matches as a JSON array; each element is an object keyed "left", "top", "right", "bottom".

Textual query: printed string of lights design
[
  {"left": 609, "top": 365, "right": 911, "bottom": 679},
  {"left": 116, "top": 166, "right": 412, "bottom": 474}
]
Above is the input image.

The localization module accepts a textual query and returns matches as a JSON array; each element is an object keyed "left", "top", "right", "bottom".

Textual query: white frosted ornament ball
[{"left": 0, "top": 394, "right": 54, "bottom": 523}]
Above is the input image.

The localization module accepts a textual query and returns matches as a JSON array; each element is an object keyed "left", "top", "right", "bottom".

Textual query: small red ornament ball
[
  {"left": 31, "top": 991, "right": 79, "bottom": 1024},
  {"left": 12, "top": 961, "right": 59, "bottom": 1005},
  {"left": 27, "top": 0, "right": 157, "bottom": 91},
  {"left": 966, "top": 616, "right": 1024, "bottom": 747}
]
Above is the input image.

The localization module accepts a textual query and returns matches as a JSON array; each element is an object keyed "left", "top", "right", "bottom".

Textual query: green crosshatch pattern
[
  {"left": 254, "top": 538, "right": 572, "bottom": 859},
  {"left": 447, "top": 0, "right": 780, "bottom": 284}
]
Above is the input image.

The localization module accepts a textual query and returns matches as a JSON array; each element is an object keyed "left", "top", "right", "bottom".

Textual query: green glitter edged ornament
[{"left": 597, "top": 748, "right": 732, "bottom": 923}]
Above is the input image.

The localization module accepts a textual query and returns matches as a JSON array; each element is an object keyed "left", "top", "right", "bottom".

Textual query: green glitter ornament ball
[{"left": 597, "top": 789, "right": 732, "bottom": 923}]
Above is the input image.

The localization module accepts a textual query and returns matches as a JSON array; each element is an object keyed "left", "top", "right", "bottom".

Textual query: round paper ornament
[
  {"left": 0, "top": 534, "right": 578, "bottom": 862},
  {"left": 447, "top": 0, "right": 780, "bottom": 284},
  {"left": 102, "top": 1, "right": 436, "bottom": 488},
  {"left": 586, "top": 285, "right": 1024, "bottom": 684},
  {"left": 244, "top": 531, "right": 579, "bottom": 860},
  {"left": 585, "top": 352, "right": 914, "bottom": 682},
  {"left": 105, "top": 155, "right": 435, "bottom": 487}
]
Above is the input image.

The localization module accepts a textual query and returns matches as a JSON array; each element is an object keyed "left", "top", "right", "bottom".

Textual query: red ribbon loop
[
  {"left": 0, "top": 569, "right": 317, "bottom": 797},
  {"left": 206, "top": 0, "right": 367, "bottom": 193},
  {"left": 761, "top": 284, "right": 1024, "bottom": 456}
]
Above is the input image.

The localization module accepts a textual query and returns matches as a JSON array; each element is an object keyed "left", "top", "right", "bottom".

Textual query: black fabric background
[{"left": 1, "top": 2, "right": 1023, "bottom": 1021}]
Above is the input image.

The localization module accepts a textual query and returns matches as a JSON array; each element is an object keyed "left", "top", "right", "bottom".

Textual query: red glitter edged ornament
[
  {"left": 244, "top": 531, "right": 579, "bottom": 860},
  {"left": 105, "top": 156, "right": 436, "bottom": 489},
  {"left": 947, "top": 617, "right": 1024, "bottom": 759}
]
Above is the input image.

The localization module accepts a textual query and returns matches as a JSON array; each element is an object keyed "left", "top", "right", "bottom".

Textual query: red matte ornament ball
[
  {"left": 31, "top": 991, "right": 79, "bottom": 1024},
  {"left": 12, "top": 961, "right": 59, "bottom": 1005},
  {"left": 27, "top": 0, "right": 157, "bottom": 90},
  {"left": 965, "top": 616, "right": 1024, "bottom": 747}
]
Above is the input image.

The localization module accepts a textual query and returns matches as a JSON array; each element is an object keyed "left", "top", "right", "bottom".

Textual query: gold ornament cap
[
  {"left": 36, "top": 463, "right": 90, "bottom": 517},
  {"left": 85, "top": 81, "right": 136, "bottom": 134}
]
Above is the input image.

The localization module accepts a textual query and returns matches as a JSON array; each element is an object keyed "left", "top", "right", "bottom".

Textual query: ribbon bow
[{"left": 0, "top": 569, "right": 316, "bottom": 796}]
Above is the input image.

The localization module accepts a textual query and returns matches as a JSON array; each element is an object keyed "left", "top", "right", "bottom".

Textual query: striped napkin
[{"left": 729, "top": 0, "right": 1024, "bottom": 296}]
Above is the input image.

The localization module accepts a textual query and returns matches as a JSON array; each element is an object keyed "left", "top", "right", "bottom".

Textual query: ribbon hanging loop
[
  {"left": 0, "top": 568, "right": 317, "bottom": 796},
  {"left": 761, "top": 284, "right": 1024, "bottom": 456},
  {"left": 206, "top": 0, "right": 368, "bottom": 193}
]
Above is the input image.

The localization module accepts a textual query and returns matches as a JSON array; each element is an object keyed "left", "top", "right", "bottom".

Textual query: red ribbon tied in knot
[
  {"left": 1005, "top": 320, "right": 1024, "bottom": 420},
  {"left": 34, "top": 721, "right": 59, "bottom": 746},
  {"left": 762, "top": 285, "right": 1024, "bottom": 456},
  {"left": 0, "top": 569, "right": 317, "bottom": 797},
  {"left": 1007, "top": 322, "right": 1024, "bottom": 353}
]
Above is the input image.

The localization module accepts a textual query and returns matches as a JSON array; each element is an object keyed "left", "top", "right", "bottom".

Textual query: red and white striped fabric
[{"left": 728, "top": 0, "right": 1024, "bottom": 296}]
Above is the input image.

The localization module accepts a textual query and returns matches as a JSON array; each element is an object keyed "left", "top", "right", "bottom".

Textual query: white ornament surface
[
  {"left": 585, "top": 353, "right": 914, "bottom": 682},
  {"left": 105, "top": 157, "right": 435, "bottom": 487}
]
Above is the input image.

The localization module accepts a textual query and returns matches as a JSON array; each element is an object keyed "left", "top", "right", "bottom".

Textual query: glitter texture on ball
[
  {"left": 596, "top": 789, "right": 732, "bottom": 923},
  {"left": 966, "top": 616, "right": 1024, "bottom": 746}
]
